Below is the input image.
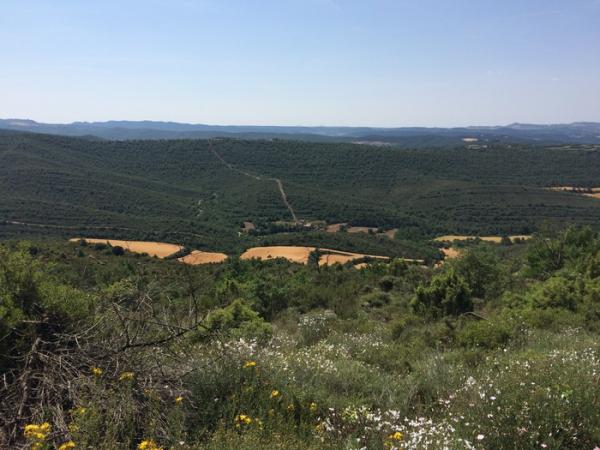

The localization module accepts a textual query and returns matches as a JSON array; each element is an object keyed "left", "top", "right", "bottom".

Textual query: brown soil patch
[
  {"left": 178, "top": 250, "right": 228, "bottom": 265},
  {"left": 383, "top": 229, "right": 398, "bottom": 239},
  {"left": 347, "top": 226, "right": 377, "bottom": 234},
  {"left": 70, "top": 238, "right": 182, "bottom": 258},
  {"left": 326, "top": 223, "right": 347, "bottom": 233},
  {"left": 242, "top": 222, "right": 255, "bottom": 232},
  {"left": 441, "top": 247, "right": 461, "bottom": 259},
  {"left": 326, "top": 224, "right": 396, "bottom": 239}
]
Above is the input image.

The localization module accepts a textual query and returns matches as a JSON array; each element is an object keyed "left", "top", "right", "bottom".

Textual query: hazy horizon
[
  {"left": 3, "top": 117, "right": 600, "bottom": 129},
  {"left": 2, "top": 0, "right": 600, "bottom": 127}
]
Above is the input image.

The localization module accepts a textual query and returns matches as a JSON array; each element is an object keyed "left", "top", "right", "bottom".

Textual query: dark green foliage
[
  {"left": 456, "top": 317, "right": 513, "bottom": 349},
  {"left": 3, "top": 131, "right": 600, "bottom": 259},
  {"left": 412, "top": 269, "right": 473, "bottom": 318},
  {"left": 450, "top": 246, "right": 505, "bottom": 299},
  {"left": 0, "top": 243, "right": 92, "bottom": 370},
  {"left": 203, "top": 299, "right": 272, "bottom": 341}
]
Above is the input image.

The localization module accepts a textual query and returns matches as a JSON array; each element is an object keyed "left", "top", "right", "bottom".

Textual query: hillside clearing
[
  {"left": 70, "top": 238, "right": 182, "bottom": 258},
  {"left": 240, "top": 246, "right": 395, "bottom": 266},
  {"left": 240, "top": 246, "right": 314, "bottom": 264},
  {"left": 178, "top": 250, "right": 228, "bottom": 265}
]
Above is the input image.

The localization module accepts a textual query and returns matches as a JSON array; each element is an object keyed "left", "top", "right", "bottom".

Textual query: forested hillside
[{"left": 2, "top": 130, "right": 600, "bottom": 256}]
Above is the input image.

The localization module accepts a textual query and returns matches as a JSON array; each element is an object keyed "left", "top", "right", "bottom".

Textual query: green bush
[
  {"left": 456, "top": 318, "right": 513, "bottom": 349},
  {"left": 412, "top": 269, "right": 473, "bottom": 318}
]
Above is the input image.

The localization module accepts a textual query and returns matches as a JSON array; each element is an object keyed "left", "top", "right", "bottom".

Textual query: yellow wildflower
[
  {"left": 243, "top": 360, "right": 257, "bottom": 369},
  {"left": 58, "top": 441, "right": 77, "bottom": 450},
  {"left": 287, "top": 404, "right": 295, "bottom": 412},
  {"left": 24, "top": 422, "right": 51, "bottom": 440},
  {"left": 73, "top": 407, "right": 87, "bottom": 415},
  {"left": 175, "top": 396, "right": 184, "bottom": 404},
  {"left": 270, "top": 389, "right": 280, "bottom": 398},
  {"left": 388, "top": 431, "right": 403, "bottom": 441},
  {"left": 309, "top": 402, "right": 318, "bottom": 412},
  {"left": 119, "top": 371, "right": 134, "bottom": 381},
  {"left": 91, "top": 367, "right": 103, "bottom": 377},
  {"left": 235, "top": 414, "right": 252, "bottom": 425},
  {"left": 138, "top": 439, "right": 163, "bottom": 450}
]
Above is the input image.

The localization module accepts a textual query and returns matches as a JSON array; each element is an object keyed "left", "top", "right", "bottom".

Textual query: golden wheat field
[
  {"left": 240, "top": 246, "right": 392, "bottom": 266},
  {"left": 177, "top": 250, "right": 228, "bottom": 265},
  {"left": 70, "top": 238, "right": 182, "bottom": 258}
]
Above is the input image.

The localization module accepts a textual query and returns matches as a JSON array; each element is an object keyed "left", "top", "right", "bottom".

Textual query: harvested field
[
  {"left": 70, "top": 238, "right": 182, "bottom": 258},
  {"left": 326, "top": 223, "right": 397, "bottom": 239},
  {"left": 241, "top": 246, "right": 315, "bottom": 264},
  {"left": 547, "top": 186, "right": 600, "bottom": 199},
  {"left": 434, "top": 235, "right": 531, "bottom": 243},
  {"left": 441, "top": 247, "right": 461, "bottom": 259},
  {"left": 178, "top": 250, "right": 228, "bottom": 265},
  {"left": 547, "top": 186, "right": 600, "bottom": 192},
  {"left": 347, "top": 226, "right": 377, "bottom": 234},
  {"left": 326, "top": 223, "right": 347, "bottom": 233},
  {"left": 240, "top": 246, "right": 393, "bottom": 266},
  {"left": 383, "top": 228, "right": 398, "bottom": 239}
]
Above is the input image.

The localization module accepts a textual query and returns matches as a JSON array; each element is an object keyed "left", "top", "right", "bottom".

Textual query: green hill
[{"left": 2, "top": 130, "right": 600, "bottom": 257}]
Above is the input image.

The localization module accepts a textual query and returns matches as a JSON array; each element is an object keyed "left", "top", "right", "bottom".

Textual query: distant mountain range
[{"left": 1, "top": 118, "right": 600, "bottom": 145}]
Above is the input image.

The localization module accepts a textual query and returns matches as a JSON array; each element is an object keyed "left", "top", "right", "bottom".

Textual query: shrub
[
  {"left": 412, "top": 269, "right": 473, "bottom": 318},
  {"left": 456, "top": 318, "right": 513, "bottom": 349},
  {"left": 203, "top": 299, "right": 272, "bottom": 341}
]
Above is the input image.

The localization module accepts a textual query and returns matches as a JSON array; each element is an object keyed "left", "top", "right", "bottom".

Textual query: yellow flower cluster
[
  {"left": 24, "top": 422, "right": 51, "bottom": 441},
  {"left": 91, "top": 367, "right": 103, "bottom": 377},
  {"left": 243, "top": 360, "right": 257, "bottom": 369},
  {"left": 73, "top": 407, "right": 87, "bottom": 416},
  {"left": 138, "top": 439, "right": 163, "bottom": 450},
  {"left": 270, "top": 389, "right": 280, "bottom": 398},
  {"left": 175, "top": 396, "right": 184, "bottom": 404},
  {"left": 24, "top": 422, "right": 51, "bottom": 449},
  {"left": 119, "top": 371, "right": 135, "bottom": 381},
  {"left": 388, "top": 431, "right": 403, "bottom": 441},
  {"left": 58, "top": 441, "right": 76, "bottom": 450},
  {"left": 235, "top": 414, "right": 253, "bottom": 426}
]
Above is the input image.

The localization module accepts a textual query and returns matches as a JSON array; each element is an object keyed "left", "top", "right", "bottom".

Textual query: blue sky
[{"left": 1, "top": 0, "right": 599, "bottom": 126}]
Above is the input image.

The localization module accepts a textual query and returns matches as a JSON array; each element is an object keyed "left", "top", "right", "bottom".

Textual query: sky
[{"left": 1, "top": 0, "right": 599, "bottom": 127}]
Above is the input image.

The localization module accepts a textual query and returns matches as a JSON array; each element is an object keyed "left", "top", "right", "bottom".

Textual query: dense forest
[
  {"left": 1, "top": 227, "right": 600, "bottom": 449},
  {"left": 2, "top": 131, "right": 600, "bottom": 259}
]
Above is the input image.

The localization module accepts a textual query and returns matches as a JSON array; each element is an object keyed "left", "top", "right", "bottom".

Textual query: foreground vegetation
[{"left": 1, "top": 226, "right": 600, "bottom": 449}]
